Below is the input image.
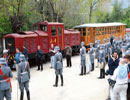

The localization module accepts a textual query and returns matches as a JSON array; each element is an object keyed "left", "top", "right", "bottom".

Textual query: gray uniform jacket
[
  {"left": 80, "top": 46, "right": 86, "bottom": 66},
  {"left": 18, "top": 61, "right": 30, "bottom": 84},
  {"left": 103, "top": 43, "right": 108, "bottom": 57},
  {"left": 54, "top": 52, "right": 63, "bottom": 70},
  {"left": 0, "top": 66, "right": 13, "bottom": 91},
  {"left": 98, "top": 50, "right": 106, "bottom": 63},
  {"left": 88, "top": 47, "right": 94, "bottom": 64},
  {"left": 95, "top": 45, "right": 100, "bottom": 59}
]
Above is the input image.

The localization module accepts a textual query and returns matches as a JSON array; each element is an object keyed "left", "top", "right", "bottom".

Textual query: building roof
[{"left": 74, "top": 22, "right": 126, "bottom": 28}]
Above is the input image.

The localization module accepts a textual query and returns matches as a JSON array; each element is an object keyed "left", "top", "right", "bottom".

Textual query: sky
[{"left": 111, "top": 0, "right": 130, "bottom": 8}]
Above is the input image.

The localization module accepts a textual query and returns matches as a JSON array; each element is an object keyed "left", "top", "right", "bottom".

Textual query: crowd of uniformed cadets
[{"left": 1, "top": 34, "right": 130, "bottom": 100}]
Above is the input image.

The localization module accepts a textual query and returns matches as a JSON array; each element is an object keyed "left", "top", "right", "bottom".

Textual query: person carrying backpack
[
  {"left": 16, "top": 54, "right": 30, "bottom": 100},
  {"left": 111, "top": 58, "right": 128, "bottom": 100}
]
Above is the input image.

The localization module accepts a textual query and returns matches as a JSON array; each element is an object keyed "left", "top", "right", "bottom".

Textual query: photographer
[{"left": 106, "top": 51, "right": 119, "bottom": 100}]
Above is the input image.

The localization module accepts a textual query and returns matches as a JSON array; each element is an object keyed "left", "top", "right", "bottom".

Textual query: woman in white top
[{"left": 111, "top": 58, "right": 128, "bottom": 100}]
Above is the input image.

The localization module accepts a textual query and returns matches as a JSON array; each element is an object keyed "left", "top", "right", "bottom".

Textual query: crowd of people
[{"left": 0, "top": 34, "right": 130, "bottom": 100}]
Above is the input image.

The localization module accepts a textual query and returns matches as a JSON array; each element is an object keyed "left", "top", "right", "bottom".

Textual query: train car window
[
  {"left": 97, "top": 28, "right": 98, "bottom": 35},
  {"left": 93, "top": 28, "right": 95, "bottom": 35},
  {"left": 83, "top": 28, "right": 86, "bottom": 36},
  {"left": 87, "top": 28, "right": 90, "bottom": 35},
  {"left": 102, "top": 31, "right": 104, "bottom": 35},
  {"left": 58, "top": 27, "right": 61, "bottom": 35},
  {"left": 102, "top": 28, "right": 104, "bottom": 31},
  {"left": 99, "top": 32, "right": 101, "bottom": 35},
  {"left": 83, "top": 32, "right": 86, "bottom": 36},
  {"left": 40, "top": 25, "right": 47, "bottom": 32},
  {"left": 83, "top": 28, "right": 86, "bottom": 32},
  {"left": 99, "top": 28, "right": 101, "bottom": 31},
  {"left": 51, "top": 26, "right": 56, "bottom": 36}
]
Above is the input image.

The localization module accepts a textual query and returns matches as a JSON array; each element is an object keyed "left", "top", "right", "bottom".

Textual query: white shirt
[{"left": 111, "top": 64, "right": 128, "bottom": 85}]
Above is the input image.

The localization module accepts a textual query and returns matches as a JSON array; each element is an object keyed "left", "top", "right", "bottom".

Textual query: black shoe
[
  {"left": 53, "top": 84, "right": 58, "bottom": 87},
  {"left": 20, "top": 92, "right": 24, "bottom": 100},
  {"left": 84, "top": 73, "right": 86, "bottom": 75},
  {"left": 61, "top": 84, "right": 63, "bottom": 86},
  {"left": 79, "top": 73, "right": 83, "bottom": 76},
  {"left": 106, "top": 98, "right": 111, "bottom": 100},
  {"left": 37, "top": 69, "right": 40, "bottom": 71},
  {"left": 102, "top": 77, "right": 105, "bottom": 79},
  {"left": 27, "top": 91, "right": 30, "bottom": 100},
  {"left": 97, "top": 77, "right": 103, "bottom": 79}
]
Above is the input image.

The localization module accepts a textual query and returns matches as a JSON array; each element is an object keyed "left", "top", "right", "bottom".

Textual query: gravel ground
[{"left": 11, "top": 54, "right": 109, "bottom": 100}]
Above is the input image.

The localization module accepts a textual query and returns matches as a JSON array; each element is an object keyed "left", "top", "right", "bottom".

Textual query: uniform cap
[
  {"left": 3, "top": 49, "right": 8, "bottom": 54},
  {"left": 54, "top": 46, "right": 60, "bottom": 51},
  {"left": 81, "top": 42, "right": 85, "bottom": 46},
  {"left": 19, "top": 54, "right": 25, "bottom": 61},
  {"left": 122, "top": 46, "right": 127, "bottom": 50},
  {"left": 98, "top": 40, "right": 101, "bottom": 43},
  {"left": 107, "top": 38, "right": 110, "bottom": 41},
  {"left": 0, "top": 58, "right": 6, "bottom": 65},
  {"left": 103, "top": 39, "right": 106, "bottom": 42},
  {"left": 100, "top": 45, "right": 103, "bottom": 49},
  {"left": 90, "top": 43, "right": 93, "bottom": 47}
]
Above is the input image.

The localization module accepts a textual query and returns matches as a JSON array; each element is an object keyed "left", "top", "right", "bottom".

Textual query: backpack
[{"left": 117, "top": 65, "right": 128, "bottom": 79}]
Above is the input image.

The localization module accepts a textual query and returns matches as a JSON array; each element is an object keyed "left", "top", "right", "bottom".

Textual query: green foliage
[{"left": 0, "top": 0, "right": 130, "bottom": 33}]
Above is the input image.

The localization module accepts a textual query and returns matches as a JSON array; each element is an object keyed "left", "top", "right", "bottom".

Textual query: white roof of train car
[{"left": 74, "top": 22, "right": 126, "bottom": 28}]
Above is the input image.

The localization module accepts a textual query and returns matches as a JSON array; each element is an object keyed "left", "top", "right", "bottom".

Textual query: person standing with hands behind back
[
  {"left": 53, "top": 46, "right": 63, "bottom": 87},
  {"left": 36, "top": 45, "right": 44, "bottom": 71},
  {"left": 17, "top": 54, "right": 30, "bottom": 100},
  {"left": 65, "top": 45, "right": 72, "bottom": 67},
  {"left": 80, "top": 42, "right": 86, "bottom": 75}
]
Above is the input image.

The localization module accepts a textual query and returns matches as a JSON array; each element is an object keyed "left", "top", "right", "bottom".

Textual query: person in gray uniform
[
  {"left": 98, "top": 45, "right": 106, "bottom": 79},
  {"left": 122, "top": 46, "right": 128, "bottom": 58},
  {"left": 88, "top": 43, "right": 95, "bottom": 71},
  {"left": 95, "top": 40, "right": 100, "bottom": 68},
  {"left": 0, "top": 58, "right": 13, "bottom": 100},
  {"left": 94, "top": 40, "right": 99, "bottom": 68},
  {"left": 80, "top": 42, "right": 86, "bottom": 75},
  {"left": 53, "top": 46, "right": 63, "bottom": 87},
  {"left": 103, "top": 38, "right": 108, "bottom": 63},
  {"left": 17, "top": 54, "right": 30, "bottom": 100},
  {"left": 123, "top": 35, "right": 127, "bottom": 44},
  {"left": 107, "top": 38, "right": 112, "bottom": 60}
]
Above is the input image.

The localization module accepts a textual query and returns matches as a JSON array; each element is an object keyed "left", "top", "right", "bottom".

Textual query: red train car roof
[
  {"left": 64, "top": 29, "right": 80, "bottom": 34},
  {"left": 4, "top": 30, "right": 48, "bottom": 38},
  {"left": 39, "top": 21, "right": 64, "bottom": 25}
]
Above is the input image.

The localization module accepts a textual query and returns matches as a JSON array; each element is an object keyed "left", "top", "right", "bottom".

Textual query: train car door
[
  {"left": 57, "top": 26, "right": 64, "bottom": 50},
  {"left": 50, "top": 26, "right": 58, "bottom": 48}
]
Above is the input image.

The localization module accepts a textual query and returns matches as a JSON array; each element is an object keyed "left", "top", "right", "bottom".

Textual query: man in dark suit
[{"left": 36, "top": 45, "right": 44, "bottom": 71}]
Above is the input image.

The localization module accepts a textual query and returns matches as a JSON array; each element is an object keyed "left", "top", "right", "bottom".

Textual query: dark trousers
[
  {"left": 20, "top": 91, "right": 30, "bottom": 100},
  {"left": 66, "top": 55, "right": 72, "bottom": 67},
  {"left": 91, "top": 63, "right": 94, "bottom": 71},
  {"left": 105, "top": 57, "right": 108, "bottom": 63},
  {"left": 99, "top": 69, "right": 105, "bottom": 78},
  {"left": 37, "top": 60, "right": 43, "bottom": 70},
  {"left": 80, "top": 66, "right": 86, "bottom": 75},
  {"left": 127, "top": 83, "right": 130, "bottom": 99},
  {"left": 55, "top": 74, "right": 63, "bottom": 86}
]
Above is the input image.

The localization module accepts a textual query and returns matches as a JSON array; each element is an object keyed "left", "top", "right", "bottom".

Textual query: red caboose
[{"left": 3, "top": 21, "right": 80, "bottom": 61}]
